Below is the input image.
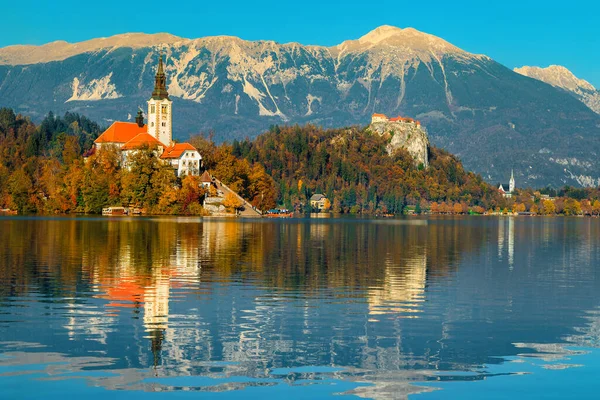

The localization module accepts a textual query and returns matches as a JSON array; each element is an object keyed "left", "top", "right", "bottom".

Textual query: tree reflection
[{"left": 2, "top": 216, "right": 599, "bottom": 388}]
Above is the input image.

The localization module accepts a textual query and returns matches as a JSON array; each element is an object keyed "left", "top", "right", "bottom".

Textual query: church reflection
[
  {"left": 367, "top": 249, "right": 427, "bottom": 317},
  {"left": 67, "top": 218, "right": 487, "bottom": 373},
  {"left": 4, "top": 216, "right": 600, "bottom": 398},
  {"left": 0, "top": 217, "right": 517, "bottom": 380},
  {"left": 497, "top": 217, "right": 515, "bottom": 269}
]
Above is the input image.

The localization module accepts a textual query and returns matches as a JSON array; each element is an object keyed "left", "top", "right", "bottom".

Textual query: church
[
  {"left": 498, "top": 170, "right": 516, "bottom": 198},
  {"left": 85, "top": 55, "right": 202, "bottom": 177}
]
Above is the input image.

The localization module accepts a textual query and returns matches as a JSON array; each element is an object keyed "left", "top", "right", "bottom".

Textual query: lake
[{"left": 1, "top": 216, "right": 599, "bottom": 399}]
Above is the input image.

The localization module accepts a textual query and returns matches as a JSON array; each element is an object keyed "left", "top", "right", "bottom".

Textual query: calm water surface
[{"left": 1, "top": 216, "right": 600, "bottom": 399}]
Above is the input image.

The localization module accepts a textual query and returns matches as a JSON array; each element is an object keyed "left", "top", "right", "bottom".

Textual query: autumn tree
[
  {"left": 82, "top": 145, "right": 121, "bottom": 213},
  {"left": 592, "top": 200, "right": 600, "bottom": 216},
  {"left": 223, "top": 192, "right": 243, "bottom": 213},
  {"left": 120, "top": 145, "right": 175, "bottom": 210},
  {"left": 563, "top": 198, "right": 582, "bottom": 216},
  {"left": 542, "top": 200, "right": 556, "bottom": 215},
  {"left": 514, "top": 203, "right": 526, "bottom": 213},
  {"left": 8, "top": 168, "right": 34, "bottom": 213}
]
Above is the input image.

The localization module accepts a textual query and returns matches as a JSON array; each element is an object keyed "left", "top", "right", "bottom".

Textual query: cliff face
[{"left": 369, "top": 120, "right": 430, "bottom": 168}]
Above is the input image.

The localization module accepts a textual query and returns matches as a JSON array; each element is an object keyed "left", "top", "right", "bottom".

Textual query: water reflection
[
  {"left": 497, "top": 217, "right": 515, "bottom": 269},
  {"left": 1, "top": 216, "right": 600, "bottom": 398}
]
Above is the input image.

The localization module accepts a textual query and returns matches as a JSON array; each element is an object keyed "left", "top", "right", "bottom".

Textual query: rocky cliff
[{"left": 368, "top": 119, "right": 430, "bottom": 168}]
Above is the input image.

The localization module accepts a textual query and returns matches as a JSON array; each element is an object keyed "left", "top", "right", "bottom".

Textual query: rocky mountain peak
[
  {"left": 515, "top": 65, "right": 600, "bottom": 114},
  {"left": 334, "top": 25, "right": 467, "bottom": 56},
  {"left": 515, "top": 65, "right": 596, "bottom": 92}
]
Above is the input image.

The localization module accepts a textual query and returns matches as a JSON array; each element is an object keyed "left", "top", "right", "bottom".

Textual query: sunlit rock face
[
  {"left": 369, "top": 119, "right": 430, "bottom": 168},
  {"left": 515, "top": 65, "right": 600, "bottom": 115},
  {"left": 1, "top": 26, "right": 600, "bottom": 187}
]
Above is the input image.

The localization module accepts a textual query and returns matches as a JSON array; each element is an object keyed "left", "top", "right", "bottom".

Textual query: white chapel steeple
[
  {"left": 509, "top": 169, "right": 515, "bottom": 193},
  {"left": 147, "top": 54, "right": 173, "bottom": 146}
]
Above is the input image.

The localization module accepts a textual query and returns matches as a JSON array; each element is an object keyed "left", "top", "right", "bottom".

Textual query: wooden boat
[{"left": 102, "top": 207, "right": 128, "bottom": 216}]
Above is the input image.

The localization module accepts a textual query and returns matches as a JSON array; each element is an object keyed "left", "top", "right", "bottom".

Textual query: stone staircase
[{"left": 210, "top": 177, "right": 262, "bottom": 218}]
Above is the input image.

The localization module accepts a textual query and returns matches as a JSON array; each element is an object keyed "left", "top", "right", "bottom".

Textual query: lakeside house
[{"left": 310, "top": 194, "right": 330, "bottom": 211}]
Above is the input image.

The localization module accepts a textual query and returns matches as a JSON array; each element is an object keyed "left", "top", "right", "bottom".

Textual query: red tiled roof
[
  {"left": 121, "top": 133, "right": 165, "bottom": 150},
  {"left": 160, "top": 142, "right": 197, "bottom": 159},
  {"left": 102, "top": 281, "right": 145, "bottom": 309},
  {"left": 95, "top": 122, "right": 147, "bottom": 144},
  {"left": 200, "top": 170, "right": 212, "bottom": 183},
  {"left": 372, "top": 113, "right": 388, "bottom": 118},
  {"left": 389, "top": 116, "right": 418, "bottom": 123}
]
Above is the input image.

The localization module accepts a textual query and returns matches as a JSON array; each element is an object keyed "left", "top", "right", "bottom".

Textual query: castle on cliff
[
  {"left": 369, "top": 113, "right": 430, "bottom": 169},
  {"left": 371, "top": 113, "right": 421, "bottom": 127}
]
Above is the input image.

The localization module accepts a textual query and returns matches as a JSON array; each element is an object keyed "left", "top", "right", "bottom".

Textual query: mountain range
[{"left": 1, "top": 26, "right": 599, "bottom": 187}]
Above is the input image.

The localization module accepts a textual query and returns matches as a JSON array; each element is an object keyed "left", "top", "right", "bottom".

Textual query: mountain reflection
[{"left": 1, "top": 216, "right": 600, "bottom": 398}]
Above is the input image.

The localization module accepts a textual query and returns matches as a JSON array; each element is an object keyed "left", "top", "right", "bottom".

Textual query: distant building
[
  {"left": 85, "top": 55, "right": 201, "bottom": 177},
  {"left": 498, "top": 170, "right": 516, "bottom": 198},
  {"left": 371, "top": 113, "right": 421, "bottom": 127},
  {"left": 199, "top": 170, "right": 214, "bottom": 189},
  {"left": 160, "top": 143, "right": 201, "bottom": 177},
  {"left": 310, "top": 194, "right": 330, "bottom": 210},
  {"left": 371, "top": 113, "right": 389, "bottom": 123}
]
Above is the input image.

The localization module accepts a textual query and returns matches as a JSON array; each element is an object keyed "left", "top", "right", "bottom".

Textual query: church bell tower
[
  {"left": 509, "top": 169, "right": 515, "bottom": 193},
  {"left": 147, "top": 54, "right": 173, "bottom": 146}
]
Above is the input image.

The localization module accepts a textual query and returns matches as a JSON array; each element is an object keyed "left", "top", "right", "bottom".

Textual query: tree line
[
  {"left": 228, "top": 124, "right": 505, "bottom": 214},
  {"left": 0, "top": 109, "right": 276, "bottom": 215},
  {"left": 2, "top": 109, "right": 600, "bottom": 216}
]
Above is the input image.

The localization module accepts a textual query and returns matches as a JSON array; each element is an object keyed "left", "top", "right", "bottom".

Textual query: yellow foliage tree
[
  {"left": 223, "top": 192, "right": 243, "bottom": 213},
  {"left": 453, "top": 203, "right": 463, "bottom": 214},
  {"left": 563, "top": 198, "right": 582, "bottom": 216},
  {"left": 514, "top": 203, "right": 526, "bottom": 213},
  {"left": 542, "top": 200, "right": 556, "bottom": 215},
  {"left": 593, "top": 200, "right": 600, "bottom": 216}
]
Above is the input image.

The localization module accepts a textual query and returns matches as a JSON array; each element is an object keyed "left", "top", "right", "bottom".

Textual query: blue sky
[{"left": 3, "top": 0, "right": 599, "bottom": 86}]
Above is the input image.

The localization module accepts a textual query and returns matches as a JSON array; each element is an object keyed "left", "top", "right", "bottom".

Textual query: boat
[
  {"left": 265, "top": 209, "right": 294, "bottom": 218},
  {"left": 102, "top": 207, "right": 128, "bottom": 216}
]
